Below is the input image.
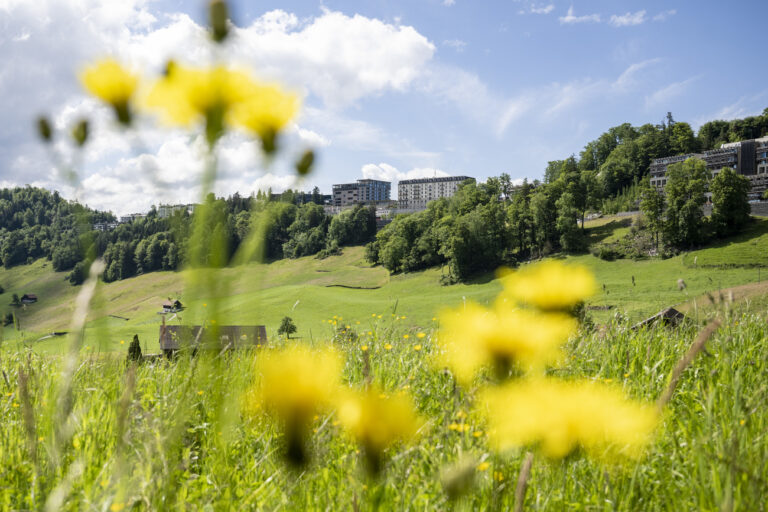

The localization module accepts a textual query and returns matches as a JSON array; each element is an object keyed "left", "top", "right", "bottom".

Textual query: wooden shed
[
  {"left": 159, "top": 324, "right": 267, "bottom": 355},
  {"left": 632, "top": 307, "right": 685, "bottom": 330}
]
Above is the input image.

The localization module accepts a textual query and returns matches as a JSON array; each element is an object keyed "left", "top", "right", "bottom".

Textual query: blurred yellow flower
[
  {"left": 80, "top": 58, "right": 138, "bottom": 124},
  {"left": 476, "top": 462, "right": 490, "bottom": 471},
  {"left": 439, "top": 302, "right": 577, "bottom": 382},
  {"left": 249, "top": 345, "right": 341, "bottom": 427},
  {"left": 403, "top": 334, "right": 410, "bottom": 339},
  {"left": 337, "top": 387, "right": 422, "bottom": 473},
  {"left": 384, "top": 344, "right": 392, "bottom": 350},
  {"left": 231, "top": 81, "right": 300, "bottom": 142},
  {"left": 480, "top": 378, "right": 657, "bottom": 460},
  {"left": 498, "top": 260, "right": 596, "bottom": 310},
  {"left": 361, "top": 345, "right": 368, "bottom": 352},
  {"left": 416, "top": 332, "right": 426, "bottom": 339},
  {"left": 413, "top": 345, "right": 422, "bottom": 351}
]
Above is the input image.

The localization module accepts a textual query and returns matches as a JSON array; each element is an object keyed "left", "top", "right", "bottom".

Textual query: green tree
[
  {"left": 555, "top": 191, "right": 581, "bottom": 253},
  {"left": 278, "top": 316, "right": 297, "bottom": 338},
  {"left": 639, "top": 182, "right": 665, "bottom": 251},
  {"left": 11, "top": 293, "right": 20, "bottom": 307},
  {"left": 710, "top": 167, "right": 751, "bottom": 236},
  {"left": 664, "top": 157, "right": 710, "bottom": 248},
  {"left": 670, "top": 122, "right": 698, "bottom": 155}
]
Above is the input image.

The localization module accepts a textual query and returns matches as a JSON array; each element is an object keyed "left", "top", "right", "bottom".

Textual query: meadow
[
  {"left": 1, "top": 301, "right": 766, "bottom": 510},
  {"left": 4, "top": 217, "right": 768, "bottom": 353},
  {"left": 2, "top": 217, "right": 768, "bottom": 510}
]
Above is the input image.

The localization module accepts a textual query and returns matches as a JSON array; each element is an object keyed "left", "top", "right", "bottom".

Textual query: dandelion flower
[
  {"left": 403, "top": 334, "right": 410, "bottom": 339},
  {"left": 248, "top": 345, "right": 342, "bottom": 465},
  {"left": 480, "top": 378, "right": 657, "bottom": 461},
  {"left": 417, "top": 332, "right": 426, "bottom": 339},
  {"left": 476, "top": 462, "right": 490, "bottom": 472},
  {"left": 498, "top": 260, "right": 596, "bottom": 310},
  {"left": 337, "top": 387, "right": 422, "bottom": 474},
  {"left": 80, "top": 58, "right": 138, "bottom": 124},
  {"left": 413, "top": 345, "right": 422, "bottom": 351},
  {"left": 384, "top": 344, "right": 392, "bottom": 351},
  {"left": 439, "top": 302, "right": 577, "bottom": 382}
]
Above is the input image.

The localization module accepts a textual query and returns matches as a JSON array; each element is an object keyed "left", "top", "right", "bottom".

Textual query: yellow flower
[
  {"left": 231, "top": 81, "right": 300, "bottom": 141},
  {"left": 110, "top": 503, "right": 125, "bottom": 512},
  {"left": 384, "top": 344, "right": 392, "bottom": 351},
  {"left": 480, "top": 378, "right": 657, "bottom": 460},
  {"left": 197, "top": 390, "right": 204, "bottom": 396},
  {"left": 498, "top": 260, "right": 596, "bottom": 310},
  {"left": 439, "top": 302, "right": 577, "bottom": 382},
  {"left": 80, "top": 58, "right": 138, "bottom": 124},
  {"left": 377, "top": 315, "right": 382, "bottom": 319},
  {"left": 432, "top": 317, "right": 437, "bottom": 321},
  {"left": 368, "top": 331, "right": 373, "bottom": 336},
  {"left": 403, "top": 334, "right": 410, "bottom": 339},
  {"left": 473, "top": 431, "right": 483, "bottom": 438},
  {"left": 337, "top": 387, "right": 421, "bottom": 473},
  {"left": 372, "top": 313, "right": 377, "bottom": 317},
  {"left": 248, "top": 345, "right": 341, "bottom": 427},
  {"left": 417, "top": 332, "right": 426, "bottom": 339},
  {"left": 120, "top": 340, "right": 125, "bottom": 345},
  {"left": 493, "top": 471, "right": 504, "bottom": 482},
  {"left": 413, "top": 345, "right": 422, "bottom": 351},
  {"left": 476, "top": 462, "right": 490, "bottom": 472},
  {"left": 361, "top": 345, "right": 369, "bottom": 352}
]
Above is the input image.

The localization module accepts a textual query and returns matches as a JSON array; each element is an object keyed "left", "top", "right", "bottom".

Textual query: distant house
[
  {"left": 20, "top": 294, "right": 37, "bottom": 304},
  {"left": 161, "top": 300, "right": 184, "bottom": 313},
  {"left": 159, "top": 324, "right": 267, "bottom": 356}
]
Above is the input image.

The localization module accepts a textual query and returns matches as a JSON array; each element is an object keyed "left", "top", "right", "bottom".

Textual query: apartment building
[
  {"left": 398, "top": 176, "right": 474, "bottom": 210},
  {"left": 332, "top": 179, "right": 391, "bottom": 207},
  {"left": 650, "top": 136, "right": 768, "bottom": 199}
]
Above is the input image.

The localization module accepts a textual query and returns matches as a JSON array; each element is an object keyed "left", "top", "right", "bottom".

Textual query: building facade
[
  {"left": 332, "top": 179, "right": 391, "bottom": 207},
  {"left": 650, "top": 136, "right": 768, "bottom": 199},
  {"left": 398, "top": 176, "right": 475, "bottom": 210},
  {"left": 157, "top": 204, "right": 196, "bottom": 218}
]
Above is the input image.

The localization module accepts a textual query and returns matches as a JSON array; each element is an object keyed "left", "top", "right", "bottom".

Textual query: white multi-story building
[
  {"left": 398, "top": 176, "right": 474, "bottom": 210},
  {"left": 332, "top": 179, "right": 391, "bottom": 207},
  {"left": 157, "top": 204, "right": 196, "bottom": 218}
]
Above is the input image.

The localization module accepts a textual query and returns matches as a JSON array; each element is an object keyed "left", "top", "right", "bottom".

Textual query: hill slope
[{"left": 4, "top": 219, "right": 768, "bottom": 353}]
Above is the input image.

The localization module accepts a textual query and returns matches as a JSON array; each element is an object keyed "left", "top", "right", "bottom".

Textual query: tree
[
  {"left": 11, "top": 293, "right": 20, "bottom": 307},
  {"left": 278, "top": 316, "right": 297, "bottom": 338},
  {"left": 639, "top": 182, "right": 665, "bottom": 251},
  {"left": 670, "top": 122, "right": 698, "bottom": 155},
  {"left": 664, "top": 157, "right": 710, "bottom": 248},
  {"left": 555, "top": 191, "right": 581, "bottom": 253},
  {"left": 710, "top": 167, "right": 751, "bottom": 236},
  {"left": 127, "top": 334, "right": 142, "bottom": 362}
]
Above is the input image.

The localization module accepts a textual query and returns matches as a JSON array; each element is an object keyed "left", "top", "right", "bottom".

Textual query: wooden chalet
[
  {"left": 159, "top": 324, "right": 267, "bottom": 356},
  {"left": 20, "top": 294, "right": 37, "bottom": 304}
]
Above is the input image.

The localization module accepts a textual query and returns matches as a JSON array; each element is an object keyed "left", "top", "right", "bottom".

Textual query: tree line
[{"left": 0, "top": 187, "right": 375, "bottom": 285}]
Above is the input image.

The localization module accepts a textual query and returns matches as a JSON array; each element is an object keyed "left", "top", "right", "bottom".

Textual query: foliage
[
  {"left": 664, "top": 158, "right": 710, "bottom": 248},
  {"left": 277, "top": 316, "right": 297, "bottom": 338},
  {"left": 710, "top": 168, "right": 751, "bottom": 236}
]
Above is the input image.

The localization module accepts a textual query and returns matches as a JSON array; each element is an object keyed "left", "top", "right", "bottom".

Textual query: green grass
[
  {"left": 6, "top": 217, "right": 768, "bottom": 353},
  {"left": 1, "top": 307, "right": 766, "bottom": 510},
  {"left": 682, "top": 217, "right": 768, "bottom": 268},
  {"left": 2, "top": 220, "right": 768, "bottom": 509},
  {"left": 1, "top": 248, "right": 502, "bottom": 353}
]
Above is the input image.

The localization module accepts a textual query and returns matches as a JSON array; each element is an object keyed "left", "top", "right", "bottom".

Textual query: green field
[
  {"left": 2, "top": 219, "right": 768, "bottom": 510},
  {"left": 5, "top": 218, "right": 768, "bottom": 354},
  {"left": 683, "top": 217, "right": 768, "bottom": 268}
]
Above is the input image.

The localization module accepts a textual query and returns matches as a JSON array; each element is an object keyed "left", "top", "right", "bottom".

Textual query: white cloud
[
  {"left": 613, "top": 58, "right": 661, "bottom": 90},
  {"left": 559, "top": 7, "right": 601, "bottom": 24},
  {"left": 644, "top": 77, "right": 699, "bottom": 108},
  {"left": 653, "top": 10, "right": 677, "bottom": 22},
  {"left": 232, "top": 10, "right": 436, "bottom": 107},
  {"left": 609, "top": 10, "right": 647, "bottom": 27},
  {"left": 442, "top": 39, "right": 467, "bottom": 52},
  {"left": 530, "top": 4, "right": 555, "bottom": 15},
  {"left": 361, "top": 162, "right": 450, "bottom": 185},
  {"left": 443, "top": 0, "right": 456, "bottom": 5}
]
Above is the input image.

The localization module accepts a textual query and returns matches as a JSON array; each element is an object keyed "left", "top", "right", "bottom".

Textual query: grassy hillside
[{"left": 4, "top": 217, "right": 768, "bottom": 353}]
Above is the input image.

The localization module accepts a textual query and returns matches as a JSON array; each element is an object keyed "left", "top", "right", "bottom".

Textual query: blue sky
[{"left": 1, "top": 0, "right": 767, "bottom": 214}]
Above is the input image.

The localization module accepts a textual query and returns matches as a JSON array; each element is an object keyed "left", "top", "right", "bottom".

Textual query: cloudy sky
[{"left": 1, "top": 0, "right": 767, "bottom": 215}]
